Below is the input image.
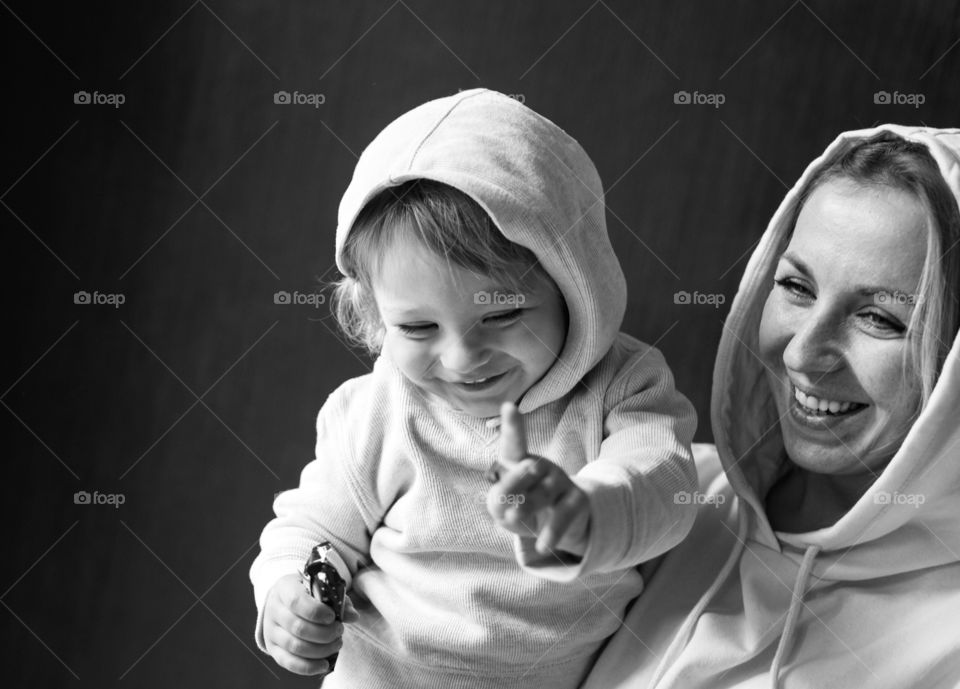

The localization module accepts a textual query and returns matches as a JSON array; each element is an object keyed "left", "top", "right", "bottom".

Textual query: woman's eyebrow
[
  {"left": 780, "top": 251, "right": 811, "bottom": 276},
  {"left": 853, "top": 285, "right": 914, "bottom": 299},
  {"left": 781, "top": 251, "right": 911, "bottom": 300}
]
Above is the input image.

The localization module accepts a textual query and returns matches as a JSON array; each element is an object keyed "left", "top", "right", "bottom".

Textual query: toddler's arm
[
  {"left": 250, "top": 391, "right": 378, "bottom": 654},
  {"left": 502, "top": 343, "right": 698, "bottom": 581}
]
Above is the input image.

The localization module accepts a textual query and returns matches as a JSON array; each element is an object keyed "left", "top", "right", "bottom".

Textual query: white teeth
[
  {"left": 465, "top": 377, "right": 489, "bottom": 385},
  {"left": 794, "top": 387, "right": 857, "bottom": 415}
]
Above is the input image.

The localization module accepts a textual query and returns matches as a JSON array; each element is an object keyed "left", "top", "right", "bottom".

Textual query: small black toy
[{"left": 302, "top": 543, "right": 346, "bottom": 671}]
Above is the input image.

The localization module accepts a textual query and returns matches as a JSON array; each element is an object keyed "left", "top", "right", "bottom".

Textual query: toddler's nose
[{"left": 440, "top": 333, "right": 491, "bottom": 375}]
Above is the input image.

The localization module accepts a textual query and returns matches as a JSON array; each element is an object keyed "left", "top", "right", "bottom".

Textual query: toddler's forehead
[
  {"left": 375, "top": 241, "right": 556, "bottom": 310},
  {"left": 377, "top": 242, "right": 510, "bottom": 292}
]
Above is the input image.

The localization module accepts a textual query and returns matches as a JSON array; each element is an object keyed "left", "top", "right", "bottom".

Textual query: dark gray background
[{"left": 3, "top": 1, "right": 958, "bottom": 686}]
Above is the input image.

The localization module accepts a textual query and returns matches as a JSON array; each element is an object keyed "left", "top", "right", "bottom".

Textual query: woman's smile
[
  {"left": 792, "top": 385, "right": 864, "bottom": 415},
  {"left": 786, "top": 382, "right": 868, "bottom": 427}
]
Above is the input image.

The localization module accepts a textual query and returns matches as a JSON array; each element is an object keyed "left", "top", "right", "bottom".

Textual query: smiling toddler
[{"left": 249, "top": 88, "right": 698, "bottom": 689}]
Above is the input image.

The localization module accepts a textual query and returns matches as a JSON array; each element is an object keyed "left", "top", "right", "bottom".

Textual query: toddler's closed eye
[
  {"left": 484, "top": 309, "right": 523, "bottom": 324},
  {"left": 397, "top": 323, "right": 436, "bottom": 336}
]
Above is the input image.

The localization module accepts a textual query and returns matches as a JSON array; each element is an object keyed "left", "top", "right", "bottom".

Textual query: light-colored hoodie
[
  {"left": 582, "top": 125, "right": 960, "bottom": 689},
  {"left": 248, "top": 89, "right": 698, "bottom": 689}
]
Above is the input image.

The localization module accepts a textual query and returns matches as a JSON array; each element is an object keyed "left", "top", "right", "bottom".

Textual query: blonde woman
[{"left": 585, "top": 126, "right": 960, "bottom": 688}]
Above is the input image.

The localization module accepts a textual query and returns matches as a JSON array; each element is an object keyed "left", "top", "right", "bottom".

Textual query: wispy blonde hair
[{"left": 332, "top": 179, "right": 549, "bottom": 355}]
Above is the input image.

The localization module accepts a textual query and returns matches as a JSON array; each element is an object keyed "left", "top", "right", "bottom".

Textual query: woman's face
[{"left": 758, "top": 179, "right": 928, "bottom": 476}]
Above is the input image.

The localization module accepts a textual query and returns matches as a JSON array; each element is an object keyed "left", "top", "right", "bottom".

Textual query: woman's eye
[
  {"left": 484, "top": 309, "right": 523, "bottom": 324},
  {"left": 774, "top": 277, "right": 814, "bottom": 300},
  {"left": 859, "top": 311, "right": 906, "bottom": 334}
]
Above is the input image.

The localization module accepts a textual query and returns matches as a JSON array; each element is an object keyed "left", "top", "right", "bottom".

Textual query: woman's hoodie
[{"left": 582, "top": 125, "right": 960, "bottom": 689}]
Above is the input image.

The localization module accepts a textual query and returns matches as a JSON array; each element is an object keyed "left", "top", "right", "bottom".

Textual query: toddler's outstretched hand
[
  {"left": 487, "top": 402, "right": 590, "bottom": 556},
  {"left": 263, "top": 573, "right": 359, "bottom": 676}
]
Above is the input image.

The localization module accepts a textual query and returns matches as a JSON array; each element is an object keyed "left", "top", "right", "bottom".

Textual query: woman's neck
[{"left": 765, "top": 464, "right": 879, "bottom": 533}]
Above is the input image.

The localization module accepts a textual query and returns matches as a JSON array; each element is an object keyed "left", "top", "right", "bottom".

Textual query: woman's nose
[
  {"left": 781, "top": 308, "right": 844, "bottom": 375},
  {"left": 439, "top": 331, "right": 491, "bottom": 374}
]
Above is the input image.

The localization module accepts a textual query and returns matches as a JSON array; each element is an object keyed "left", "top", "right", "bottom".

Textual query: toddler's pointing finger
[{"left": 499, "top": 401, "right": 527, "bottom": 465}]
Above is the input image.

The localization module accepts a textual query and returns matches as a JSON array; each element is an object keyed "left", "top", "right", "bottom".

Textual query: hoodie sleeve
[
  {"left": 515, "top": 343, "right": 698, "bottom": 581},
  {"left": 248, "top": 388, "right": 380, "bottom": 652}
]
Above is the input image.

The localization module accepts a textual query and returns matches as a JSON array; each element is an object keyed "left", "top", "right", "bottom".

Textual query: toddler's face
[{"left": 372, "top": 237, "right": 567, "bottom": 417}]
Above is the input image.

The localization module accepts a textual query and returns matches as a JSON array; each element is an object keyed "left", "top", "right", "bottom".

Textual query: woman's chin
[
  {"left": 783, "top": 394, "right": 916, "bottom": 476},
  {"left": 781, "top": 434, "right": 866, "bottom": 475},
  {"left": 780, "top": 422, "right": 897, "bottom": 477},
  {"left": 773, "top": 393, "right": 874, "bottom": 473}
]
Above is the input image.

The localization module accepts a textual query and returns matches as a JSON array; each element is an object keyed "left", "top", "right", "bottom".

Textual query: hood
[
  {"left": 334, "top": 88, "right": 626, "bottom": 413},
  {"left": 640, "top": 125, "right": 960, "bottom": 689},
  {"left": 713, "top": 124, "right": 960, "bottom": 577}
]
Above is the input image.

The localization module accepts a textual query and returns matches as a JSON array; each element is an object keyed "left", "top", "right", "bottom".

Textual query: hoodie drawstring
[
  {"left": 649, "top": 504, "right": 823, "bottom": 689},
  {"left": 770, "top": 544, "right": 821, "bottom": 688},
  {"left": 649, "top": 502, "right": 749, "bottom": 688}
]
